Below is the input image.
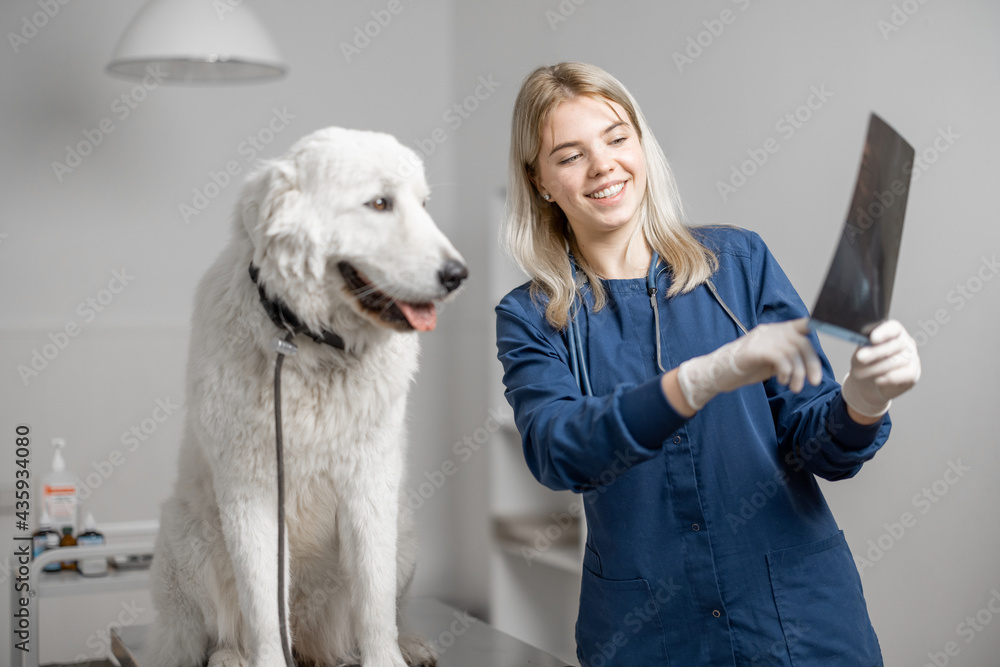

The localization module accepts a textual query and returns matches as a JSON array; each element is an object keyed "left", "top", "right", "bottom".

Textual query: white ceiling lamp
[{"left": 106, "top": 0, "right": 286, "bottom": 84}]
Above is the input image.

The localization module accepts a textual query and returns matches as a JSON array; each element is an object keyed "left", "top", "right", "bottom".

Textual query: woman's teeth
[{"left": 587, "top": 182, "right": 625, "bottom": 199}]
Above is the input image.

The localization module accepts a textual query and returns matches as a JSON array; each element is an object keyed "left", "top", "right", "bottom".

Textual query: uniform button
[
  {"left": 712, "top": 610, "right": 721, "bottom": 618},
  {"left": 692, "top": 524, "right": 700, "bottom": 532},
  {"left": 673, "top": 435, "right": 681, "bottom": 444}
]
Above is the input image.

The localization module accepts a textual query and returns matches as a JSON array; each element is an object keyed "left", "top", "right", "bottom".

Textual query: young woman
[{"left": 495, "top": 62, "right": 920, "bottom": 665}]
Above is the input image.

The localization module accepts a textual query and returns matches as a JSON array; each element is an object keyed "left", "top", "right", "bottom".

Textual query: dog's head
[{"left": 238, "top": 127, "right": 467, "bottom": 342}]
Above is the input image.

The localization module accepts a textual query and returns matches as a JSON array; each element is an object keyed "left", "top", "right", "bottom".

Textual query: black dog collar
[{"left": 248, "top": 263, "right": 345, "bottom": 350}]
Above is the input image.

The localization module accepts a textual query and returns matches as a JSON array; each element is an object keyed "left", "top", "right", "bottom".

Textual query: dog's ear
[{"left": 240, "top": 158, "right": 317, "bottom": 282}]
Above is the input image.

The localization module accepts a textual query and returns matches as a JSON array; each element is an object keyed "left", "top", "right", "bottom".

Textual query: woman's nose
[{"left": 589, "top": 147, "right": 615, "bottom": 176}]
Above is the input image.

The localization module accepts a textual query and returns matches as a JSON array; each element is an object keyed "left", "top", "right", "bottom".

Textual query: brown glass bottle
[{"left": 59, "top": 526, "right": 77, "bottom": 570}]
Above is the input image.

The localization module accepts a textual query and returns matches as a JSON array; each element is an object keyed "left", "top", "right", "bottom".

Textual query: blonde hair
[{"left": 504, "top": 62, "right": 717, "bottom": 330}]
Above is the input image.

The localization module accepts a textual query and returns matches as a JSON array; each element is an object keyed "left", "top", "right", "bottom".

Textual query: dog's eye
[{"left": 367, "top": 197, "right": 393, "bottom": 212}]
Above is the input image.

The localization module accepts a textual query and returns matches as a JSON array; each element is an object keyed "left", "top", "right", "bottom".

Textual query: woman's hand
[
  {"left": 675, "top": 318, "right": 822, "bottom": 412},
  {"left": 841, "top": 320, "right": 921, "bottom": 419}
]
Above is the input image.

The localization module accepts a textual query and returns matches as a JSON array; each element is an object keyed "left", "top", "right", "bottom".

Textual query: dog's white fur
[{"left": 143, "top": 127, "right": 464, "bottom": 667}]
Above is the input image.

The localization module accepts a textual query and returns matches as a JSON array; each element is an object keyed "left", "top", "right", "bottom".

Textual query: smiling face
[{"left": 533, "top": 95, "right": 648, "bottom": 248}]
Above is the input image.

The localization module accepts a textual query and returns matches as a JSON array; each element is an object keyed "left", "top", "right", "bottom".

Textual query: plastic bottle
[
  {"left": 77, "top": 512, "right": 108, "bottom": 577},
  {"left": 42, "top": 437, "right": 78, "bottom": 534},
  {"left": 31, "top": 511, "right": 62, "bottom": 572}
]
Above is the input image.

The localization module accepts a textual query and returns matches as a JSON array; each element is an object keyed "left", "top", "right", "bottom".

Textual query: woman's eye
[
  {"left": 612, "top": 136, "right": 627, "bottom": 145},
  {"left": 559, "top": 154, "right": 580, "bottom": 165},
  {"left": 367, "top": 197, "right": 393, "bottom": 212}
]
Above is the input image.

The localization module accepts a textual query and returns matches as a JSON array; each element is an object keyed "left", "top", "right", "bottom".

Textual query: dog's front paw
[
  {"left": 399, "top": 633, "right": 438, "bottom": 667},
  {"left": 207, "top": 647, "right": 248, "bottom": 667}
]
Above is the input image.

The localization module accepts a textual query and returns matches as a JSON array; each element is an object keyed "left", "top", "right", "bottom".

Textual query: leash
[
  {"left": 272, "top": 333, "right": 298, "bottom": 667},
  {"left": 253, "top": 261, "right": 348, "bottom": 666}
]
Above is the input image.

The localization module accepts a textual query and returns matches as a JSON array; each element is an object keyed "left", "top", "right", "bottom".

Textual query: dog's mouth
[{"left": 337, "top": 262, "right": 437, "bottom": 332}]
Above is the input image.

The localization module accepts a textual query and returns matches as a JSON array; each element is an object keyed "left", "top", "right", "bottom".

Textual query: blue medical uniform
[{"left": 495, "top": 226, "right": 889, "bottom": 666}]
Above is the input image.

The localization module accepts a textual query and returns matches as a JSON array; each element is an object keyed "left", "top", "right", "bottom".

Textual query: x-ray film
[{"left": 810, "top": 113, "right": 915, "bottom": 344}]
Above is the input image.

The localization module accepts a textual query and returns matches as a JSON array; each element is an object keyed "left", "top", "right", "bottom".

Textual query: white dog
[{"left": 142, "top": 127, "right": 466, "bottom": 667}]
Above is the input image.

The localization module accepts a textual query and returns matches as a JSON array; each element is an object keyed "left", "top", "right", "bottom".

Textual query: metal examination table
[{"left": 111, "top": 597, "right": 571, "bottom": 667}]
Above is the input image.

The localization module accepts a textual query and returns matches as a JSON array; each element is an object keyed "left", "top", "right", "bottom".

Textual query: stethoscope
[{"left": 566, "top": 251, "right": 749, "bottom": 396}]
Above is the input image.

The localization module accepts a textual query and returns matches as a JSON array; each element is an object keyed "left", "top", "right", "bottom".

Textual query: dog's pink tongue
[{"left": 398, "top": 302, "right": 437, "bottom": 331}]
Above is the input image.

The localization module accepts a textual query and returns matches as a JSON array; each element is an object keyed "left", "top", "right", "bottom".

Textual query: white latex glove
[
  {"left": 677, "top": 318, "right": 823, "bottom": 412},
  {"left": 841, "top": 319, "right": 921, "bottom": 417}
]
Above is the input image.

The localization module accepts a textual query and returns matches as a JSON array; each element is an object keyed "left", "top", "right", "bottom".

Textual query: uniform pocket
[
  {"left": 576, "top": 565, "right": 669, "bottom": 666},
  {"left": 766, "top": 531, "right": 882, "bottom": 665}
]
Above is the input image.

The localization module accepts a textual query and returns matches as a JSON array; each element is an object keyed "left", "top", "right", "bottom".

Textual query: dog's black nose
[{"left": 438, "top": 260, "right": 468, "bottom": 293}]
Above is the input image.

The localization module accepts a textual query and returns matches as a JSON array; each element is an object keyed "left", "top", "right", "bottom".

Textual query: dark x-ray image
[{"left": 811, "top": 113, "right": 915, "bottom": 344}]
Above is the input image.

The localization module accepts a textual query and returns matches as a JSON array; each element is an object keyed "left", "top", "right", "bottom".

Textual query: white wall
[
  {"left": 2, "top": 0, "right": 999, "bottom": 664},
  {"left": 450, "top": 1, "right": 1000, "bottom": 665},
  {"left": 0, "top": 0, "right": 476, "bottom": 662}
]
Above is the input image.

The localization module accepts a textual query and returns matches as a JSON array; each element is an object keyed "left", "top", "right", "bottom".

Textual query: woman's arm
[
  {"left": 496, "top": 295, "right": 691, "bottom": 492},
  {"left": 745, "top": 231, "right": 893, "bottom": 480},
  {"left": 660, "top": 368, "right": 695, "bottom": 418},
  {"left": 846, "top": 405, "right": 882, "bottom": 426}
]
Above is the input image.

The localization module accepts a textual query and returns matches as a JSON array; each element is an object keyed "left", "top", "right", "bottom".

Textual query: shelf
[
  {"left": 492, "top": 514, "right": 582, "bottom": 575},
  {"left": 32, "top": 564, "right": 152, "bottom": 598},
  {"left": 26, "top": 540, "right": 155, "bottom": 595},
  {"left": 17, "top": 540, "right": 153, "bottom": 598},
  {"left": 13, "top": 536, "right": 157, "bottom": 667}
]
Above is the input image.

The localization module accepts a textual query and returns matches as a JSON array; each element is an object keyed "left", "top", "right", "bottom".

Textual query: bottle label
[
  {"left": 43, "top": 486, "right": 78, "bottom": 525},
  {"left": 78, "top": 535, "right": 105, "bottom": 546}
]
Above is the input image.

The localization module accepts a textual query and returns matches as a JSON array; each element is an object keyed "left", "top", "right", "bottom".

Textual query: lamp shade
[{"left": 106, "top": 0, "right": 286, "bottom": 83}]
